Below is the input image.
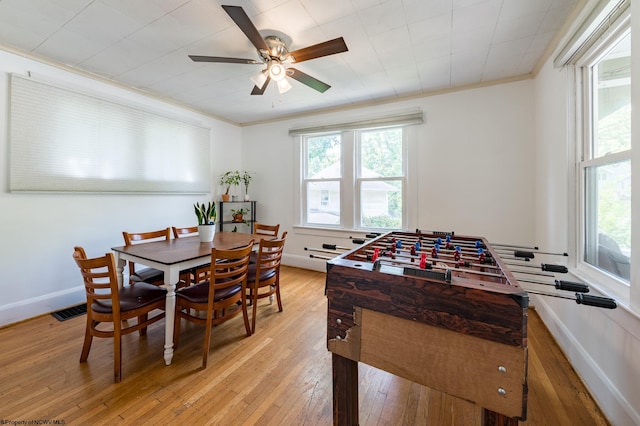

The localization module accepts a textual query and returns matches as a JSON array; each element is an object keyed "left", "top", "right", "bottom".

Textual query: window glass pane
[
  {"left": 306, "top": 134, "right": 341, "bottom": 178},
  {"left": 360, "top": 128, "right": 403, "bottom": 177},
  {"left": 592, "top": 32, "right": 631, "bottom": 158},
  {"left": 360, "top": 180, "right": 402, "bottom": 229},
  {"left": 584, "top": 160, "right": 631, "bottom": 281},
  {"left": 307, "top": 181, "right": 340, "bottom": 225}
]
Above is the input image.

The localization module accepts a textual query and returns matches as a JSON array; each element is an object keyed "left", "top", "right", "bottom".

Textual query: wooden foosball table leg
[{"left": 332, "top": 353, "right": 359, "bottom": 426}]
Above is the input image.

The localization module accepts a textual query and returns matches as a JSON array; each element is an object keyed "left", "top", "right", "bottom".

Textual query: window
[
  {"left": 578, "top": 19, "right": 631, "bottom": 283},
  {"left": 301, "top": 126, "right": 407, "bottom": 230},
  {"left": 358, "top": 128, "right": 404, "bottom": 229},
  {"left": 303, "top": 133, "right": 342, "bottom": 226}
]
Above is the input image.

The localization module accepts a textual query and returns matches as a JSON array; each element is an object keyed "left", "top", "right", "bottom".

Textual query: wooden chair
[
  {"left": 72, "top": 246, "right": 166, "bottom": 383},
  {"left": 173, "top": 240, "right": 254, "bottom": 368},
  {"left": 172, "top": 226, "right": 210, "bottom": 285},
  {"left": 122, "top": 228, "right": 171, "bottom": 285},
  {"left": 246, "top": 232, "right": 287, "bottom": 334},
  {"left": 253, "top": 223, "right": 280, "bottom": 237},
  {"left": 250, "top": 223, "right": 280, "bottom": 263}
]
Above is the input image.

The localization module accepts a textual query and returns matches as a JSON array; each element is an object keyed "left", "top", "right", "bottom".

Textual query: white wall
[
  {"left": 0, "top": 50, "right": 242, "bottom": 326},
  {"left": 241, "top": 80, "right": 536, "bottom": 272},
  {"left": 532, "top": 51, "right": 640, "bottom": 426}
]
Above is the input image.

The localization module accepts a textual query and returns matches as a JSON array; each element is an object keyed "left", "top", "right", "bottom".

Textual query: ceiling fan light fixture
[
  {"left": 269, "top": 62, "right": 286, "bottom": 81},
  {"left": 251, "top": 70, "right": 268, "bottom": 88},
  {"left": 276, "top": 78, "right": 292, "bottom": 94}
]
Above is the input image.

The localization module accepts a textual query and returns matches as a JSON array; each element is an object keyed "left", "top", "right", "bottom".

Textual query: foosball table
[{"left": 325, "top": 230, "right": 529, "bottom": 425}]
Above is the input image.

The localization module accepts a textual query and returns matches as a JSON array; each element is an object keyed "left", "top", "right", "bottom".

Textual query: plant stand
[{"left": 218, "top": 201, "right": 256, "bottom": 233}]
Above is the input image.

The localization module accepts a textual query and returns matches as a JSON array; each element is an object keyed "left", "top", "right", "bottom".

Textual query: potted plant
[
  {"left": 230, "top": 207, "right": 250, "bottom": 223},
  {"left": 219, "top": 170, "right": 241, "bottom": 202},
  {"left": 241, "top": 170, "right": 253, "bottom": 201},
  {"left": 194, "top": 201, "right": 217, "bottom": 242}
]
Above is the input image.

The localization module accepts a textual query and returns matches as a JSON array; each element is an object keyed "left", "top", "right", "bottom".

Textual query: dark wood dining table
[{"left": 112, "top": 231, "right": 258, "bottom": 365}]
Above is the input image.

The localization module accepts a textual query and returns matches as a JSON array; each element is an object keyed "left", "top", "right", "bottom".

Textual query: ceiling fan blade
[
  {"left": 286, "top": 37, "right": 348, "bottom": 63},
  {"left": 287, "top": 68, "right": 331, "bottom": 93},
  {"left": 251, "top": 75, "right": 271, "bottom": 95},
  {"left": 222, "top": 5, "right": 269, "bottom": 52},
  {"left": 189, "top": 55, "right": 260, "bottom": 64}
]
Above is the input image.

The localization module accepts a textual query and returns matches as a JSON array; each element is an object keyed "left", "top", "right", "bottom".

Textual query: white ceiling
[{"left": 0, "top": 0, "right": 578, "bottom": 125}]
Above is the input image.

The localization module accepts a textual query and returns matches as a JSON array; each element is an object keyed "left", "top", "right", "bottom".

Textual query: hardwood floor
[{"left": 0, "top": 266, "right": 610, "bottom": 425}]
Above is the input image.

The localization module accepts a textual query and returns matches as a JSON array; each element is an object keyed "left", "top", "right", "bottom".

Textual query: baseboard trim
[
  {"left": 0, "top": 286, "right": 85, "bottom": 328},
  {"left": 533, "top": 297, "right": 639, "bottom": 426}
]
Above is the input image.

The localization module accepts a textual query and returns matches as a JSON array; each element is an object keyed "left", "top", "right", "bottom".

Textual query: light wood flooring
[{"left": 0, "top": 266, "right": 610, "bottom": 425}]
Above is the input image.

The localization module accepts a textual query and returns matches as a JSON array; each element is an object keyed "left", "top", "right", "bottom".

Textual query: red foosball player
[
  {"left": 454, "top": 247, "right": 461, "bottom": 262},
  {"left": 419, "top": 253, "right": 427, "bottom": 269},
  {"left": 372, "top": 247, "right": 380, "bottom": 262},
  {"left": 478, "top": 248, "right": 486, "bottom": 263}
]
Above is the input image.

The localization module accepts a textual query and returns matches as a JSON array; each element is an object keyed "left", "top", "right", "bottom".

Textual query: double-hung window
[
  {"left": 357, "top": 127, "right": 404, "bottom": 229},
  {"left": 303, "top": 133, "right": 342, "bottom": 226},
  {"left": 576, "top": 5, "right": 631, "bottom": 286},
  {"left": 300, "top": 126, "right": 407, "bottom": 230}
]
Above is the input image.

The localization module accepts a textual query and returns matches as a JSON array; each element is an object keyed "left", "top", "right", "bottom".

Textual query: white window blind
[
  {"left": 288, "top": 111, "right": 423, "bottom": 136},
  {"left": 553, "top": 0, "right": 629, "bottom": 68},
  {"left": 9, "top": 74, "right": 211, "bottom": 193}
]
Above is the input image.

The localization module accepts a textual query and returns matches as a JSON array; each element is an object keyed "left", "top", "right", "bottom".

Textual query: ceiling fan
[{"left": 189, "top": 5, "right": 348, "bottom": 95}]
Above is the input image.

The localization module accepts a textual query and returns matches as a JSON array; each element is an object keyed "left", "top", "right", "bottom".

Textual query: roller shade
[
  {"left": 289, "top": 110, "right": 424, "bottom": 136},
  {"left": 553, "top": 0, "right": 629, "bottom": 67}
]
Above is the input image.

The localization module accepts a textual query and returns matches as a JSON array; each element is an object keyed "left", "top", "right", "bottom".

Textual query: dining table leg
[
  {"left": 163, "top": 266, "right": 180, "bottom": 365},
  {"left": 114, "top": 254, "right": 126, "bottom": 288}
]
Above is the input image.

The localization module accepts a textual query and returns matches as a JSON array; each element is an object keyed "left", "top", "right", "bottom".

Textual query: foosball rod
[
  {"left": 353, "top": 254, "right": 507, "bottom": 279},
  {"left": 520, "top": 288, "right": 617, "bottom": 309},
  {"left": 349, "top": 233, "right": 381, "bottom": 243},
  {"left": 382, "top": 234, "right": 479, "bottom": 250},
  {"left": 359, "top": 243, "right": 498, "bottom": 265},
  {"left": 358, "top": 247, "right": 502, "bottom": 272},
  {"left": 509, "top": 268, "right": 556, "bottom": 278},
  {"left": 321, "top": 243, "right": 350, "bottom": 251},
  {"left": 387, "top": 235, "right": 531, "bottom": 259},
  {"left": 492, "top": 243, "right": 569, "bottom": 257},
  {"left": 516, "top": 278, "right": 590, "bottom": 293},
  {"left": 412, "top": 229, "right": 568, "bottom": 257},
  {"left": 360, "top": 236, "right": 493, "bottom": 257},
  {"left": 501, "top": 261, "right": 569, "bottom": 274},
  {"left": 309, "top": 254, "right": 332, "bottom": 260},
  {"left": 409, "top": 234, "right": 567, "bottom": 259},
  {"left": 304, "top": 247, "right": 341, "bottom": 255}
]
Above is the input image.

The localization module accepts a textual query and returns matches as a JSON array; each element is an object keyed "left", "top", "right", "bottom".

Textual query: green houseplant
[
  {"left": 241, "top": 170, "right": 253, "bottom": 201},
  {"left": 230, "top": 207, "right": 250, "bottom": 223},
  {"left": 219, "top": 170, "right": 241, "bottom": 202},
  {"left": 194, "top": 202, "right": 217, "bottom": 242}
]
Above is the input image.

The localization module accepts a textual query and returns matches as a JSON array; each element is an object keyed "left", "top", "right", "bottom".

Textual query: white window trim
[
  {"left": 571, "top": 8, "right": 632, "bottom": 303},
  {"left": 294, "top": 124, "right": 418, "bottom": 233}
]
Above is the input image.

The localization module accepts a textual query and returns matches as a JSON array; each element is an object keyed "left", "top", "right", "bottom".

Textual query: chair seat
[
  {"left": 92, "top": 282, "right": 167, "bottom": 314},
  {"left": 176, "top": 281, "right": 241, "bottom": 304},
  {"left": 247, "top": 263, "right": 276, "bottom": 283},
  {"left": 130, "top": 266, "right": 164, "bottom": 283}
]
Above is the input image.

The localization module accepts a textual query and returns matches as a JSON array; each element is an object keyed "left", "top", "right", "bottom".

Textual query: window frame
[
  {"left": 354, "top": 127, "right": 408, "bottom": 230},
  {"left": 297, "top": 125, "right": 411, "bottom": 232},
  {"left": 573, "top": 11, "right": 631, "bottom": 300},
  {"left": 300, "top": 132, "right": 344, "bottom": 228}
]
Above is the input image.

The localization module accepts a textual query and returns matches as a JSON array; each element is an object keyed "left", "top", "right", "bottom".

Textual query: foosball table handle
[{"left": 575, "top": 293, "right": 617, "bottom": 309}]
